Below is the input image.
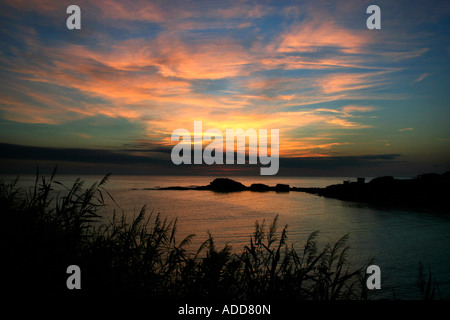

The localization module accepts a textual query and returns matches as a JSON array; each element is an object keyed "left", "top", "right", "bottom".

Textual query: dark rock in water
[
  {"left": 207, "top": 178, "right": 248, "bottom": 192},
  {"left": 275, "top": 184, "right": 290, "bottom": 192},
  {"left": 250, "top": 183, "right": 271, "bottom": 192},
  {"left": 142, "top": 172, "right": 449, "bottom": 213}
]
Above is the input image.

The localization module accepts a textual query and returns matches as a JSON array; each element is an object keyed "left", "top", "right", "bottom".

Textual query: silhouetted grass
[{"left": 0, "top": 172, "right": 389, "bottom": 300}]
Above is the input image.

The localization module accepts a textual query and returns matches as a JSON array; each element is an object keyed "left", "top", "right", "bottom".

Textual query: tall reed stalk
[{"left": 2, "top": 171, "right": 422, "bottom": 300}]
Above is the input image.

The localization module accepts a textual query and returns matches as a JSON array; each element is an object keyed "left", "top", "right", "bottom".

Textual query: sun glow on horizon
[{"left": 0, "top": 0, "right": 449, "bottom": 175}]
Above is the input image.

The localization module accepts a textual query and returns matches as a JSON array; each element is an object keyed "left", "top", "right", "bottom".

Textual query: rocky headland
[{"left": 143, "top": 173, "right": 450, "bottom": 212}]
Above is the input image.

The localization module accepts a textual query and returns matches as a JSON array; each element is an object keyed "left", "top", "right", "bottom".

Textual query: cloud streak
[{"left": 0, "top": 0, "right": 448, "bottom": 174}]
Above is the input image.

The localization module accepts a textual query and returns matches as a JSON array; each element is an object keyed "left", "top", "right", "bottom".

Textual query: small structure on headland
[
  {"left": 343, "top": 178, "right": 365, "bottom": 185},
  {"left": 148, "top": 173, "right": 450, "bottom": 212}
]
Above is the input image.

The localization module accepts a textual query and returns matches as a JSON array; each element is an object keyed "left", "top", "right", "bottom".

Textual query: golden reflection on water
[{"left": 7, "top": 174, "right": 450, "bottom": 299}]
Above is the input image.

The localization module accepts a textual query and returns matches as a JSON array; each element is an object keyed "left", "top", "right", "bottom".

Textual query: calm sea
[{"left": 6, "top": 174, "right": 450, "bottom": 300}]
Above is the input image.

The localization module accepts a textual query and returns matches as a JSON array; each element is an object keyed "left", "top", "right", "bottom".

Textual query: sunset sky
[{"left": 0, "top": 0, "right": 449, "bottom": 176}]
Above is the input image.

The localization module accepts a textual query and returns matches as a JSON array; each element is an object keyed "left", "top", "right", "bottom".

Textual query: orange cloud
[
  {"left": 276, "top": 20, "right": 369, "bottom": 54},
  {"left": 60, "top": 34, "right": 251, "bottom": 81},
  {"left": 341, "top": 105, "right": 377, "bottom": 113},
  {"left": 0, "top": 0, "right": 399, "bottom": 159},
  {"left": 96, "top": 0, "right": 168, "bottom": 23},
  {"left": 317, "top": 72, "right": 389, "bottom": 94},
  {"left": 325, "top": 118, "right": 372, "bottom": 129}
]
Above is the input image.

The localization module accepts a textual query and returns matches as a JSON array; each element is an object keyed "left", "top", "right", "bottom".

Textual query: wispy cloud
[
  {"left": 276, "top": 19, "right": 369, "bottom": 54},
  {"left": 341, "top": 106, "right": 377, "bottom": 113},
  {"left": 0, "top": 0, "right": 448, "bottom": 168},
  {"left": 414, "top": 73, "right": 431, "bottom": 82}
]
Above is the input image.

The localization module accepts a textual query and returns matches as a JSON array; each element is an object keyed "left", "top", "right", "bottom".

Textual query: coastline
[{"left": 143, "top": 173, "right": 450, "bottom": 213}]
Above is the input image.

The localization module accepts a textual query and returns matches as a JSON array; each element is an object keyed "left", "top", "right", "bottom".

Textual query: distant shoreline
[{"left": 140, "top": 173, "right": 450, "bottom": 213}]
